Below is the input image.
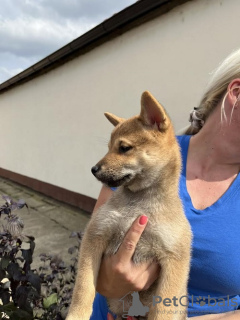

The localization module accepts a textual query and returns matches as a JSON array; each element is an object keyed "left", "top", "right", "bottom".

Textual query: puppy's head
[{"left": 91, "top": 91, "right": 180, "bottom": 192}]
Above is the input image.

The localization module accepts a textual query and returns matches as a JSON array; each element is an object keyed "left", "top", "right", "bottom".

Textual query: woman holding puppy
[{"left": 90, "top": 49, "right": 240, "bottom": 320}]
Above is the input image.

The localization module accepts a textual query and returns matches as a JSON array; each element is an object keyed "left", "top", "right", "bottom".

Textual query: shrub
[{"left": 0, "top": 195, "right": 82, "bottom": 319}]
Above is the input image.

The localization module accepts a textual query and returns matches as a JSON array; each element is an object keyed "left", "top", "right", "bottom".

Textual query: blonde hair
[{"left": 185, "top": 48, "right": 240, "bottom": 135}]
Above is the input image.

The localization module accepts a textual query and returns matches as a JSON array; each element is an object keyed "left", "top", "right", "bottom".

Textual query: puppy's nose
[{"left": 91, "top": 165, "right": 101, "bottom": 176}]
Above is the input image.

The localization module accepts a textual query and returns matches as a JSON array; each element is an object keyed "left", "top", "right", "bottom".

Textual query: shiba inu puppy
[{"left": 67, "top": 91, "right": 192, "bottom": 320}]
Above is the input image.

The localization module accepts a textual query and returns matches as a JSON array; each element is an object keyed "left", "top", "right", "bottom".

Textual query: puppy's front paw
[
  {"left": 66, "top": 315, "right": 89, "bottom": 320},
  {"left": 66, "top": 310, "right": 91, "bottom": 320},
  {"left": 66, "top": 316, "right": 78, "bottom": 320}
]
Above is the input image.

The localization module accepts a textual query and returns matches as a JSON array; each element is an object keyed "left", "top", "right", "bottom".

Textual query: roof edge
[{"left": 0, "top": 0, "right": 191, "bottom": 94}]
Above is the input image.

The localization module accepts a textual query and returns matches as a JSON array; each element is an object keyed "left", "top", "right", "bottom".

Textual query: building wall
[{"left": 0, "top": 0, "right": 238, "bottom": 200}]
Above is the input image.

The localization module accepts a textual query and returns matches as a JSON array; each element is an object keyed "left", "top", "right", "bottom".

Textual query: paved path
[{"left": 0, "top": 176, "right": 90, "bottom": 267}]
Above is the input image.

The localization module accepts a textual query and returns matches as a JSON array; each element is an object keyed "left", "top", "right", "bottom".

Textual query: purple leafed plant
[{"left": 0, "top": 195, "right": 82, "bottom": 320}]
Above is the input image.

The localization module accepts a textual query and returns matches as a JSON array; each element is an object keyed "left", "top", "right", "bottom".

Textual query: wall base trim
[{"left": 0, "top": 168, "right": 96, "bottom": 213}]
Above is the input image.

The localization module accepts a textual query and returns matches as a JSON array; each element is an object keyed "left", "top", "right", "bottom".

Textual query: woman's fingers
[
  {"left": 116, "top": 215, "right": 148, "bottom": 264},
  {"left": 107, "top": 313, "right": 138, "bottom": 320},
  {"left": 107, "top": 313, "right": 113, "bottom": 320},
  {"left": 141, "top": 260, "right": 161, "bottom": 290}
]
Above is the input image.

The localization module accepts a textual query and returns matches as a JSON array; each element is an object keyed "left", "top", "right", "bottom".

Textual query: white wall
[{"left": 0, "top": 0, "right": 239, "bottom": 199}]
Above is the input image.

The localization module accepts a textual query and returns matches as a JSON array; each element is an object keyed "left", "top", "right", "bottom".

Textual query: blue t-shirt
[{"left": 90, "top": 135, "right": 240, "bottom": 319}]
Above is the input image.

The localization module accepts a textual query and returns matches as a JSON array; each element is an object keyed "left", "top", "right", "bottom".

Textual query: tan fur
[{"left": 66, "top": 91, "right": 192, "bottom": 320}]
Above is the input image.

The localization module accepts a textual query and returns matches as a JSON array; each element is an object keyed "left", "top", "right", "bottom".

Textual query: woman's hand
[
  {"left": 107, "top": 314, "right": 137, "bottom": 320},
  {"left": 96, "top": 215, "right": 160, "bottom": 299}
]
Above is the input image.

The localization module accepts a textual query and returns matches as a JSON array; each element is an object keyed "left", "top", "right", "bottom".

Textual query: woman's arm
[
  {"left": 92, "top": 185, "right": 114, "bottom": 216},
  {"left": 93, "top": 185, "right": 160, "bottom": 299}
]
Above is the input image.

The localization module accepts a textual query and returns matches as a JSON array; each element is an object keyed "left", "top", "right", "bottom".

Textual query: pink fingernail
[
  {"left": 127, "top": 317, "right": 133, "bottom": 320},
  {"left": 107, "top": 313, "right": 111, "bottom": 320},
  {"left": 139, "top": 215, "right": 148, "bottom": 225}
]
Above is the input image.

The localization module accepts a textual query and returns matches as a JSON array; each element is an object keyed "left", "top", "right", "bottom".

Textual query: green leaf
[
  {"left": 1, "top": 257, "right": 10, "bottom": 269},
  {"left": 43, "top": 293, "right": 58, "bottom": 309},
  {"left": 33, "top": 308, "right": 45, "bottom": 318},
  {"left": 0, "top": 303, "right": 33, "bottom": 319},
  {"left": 11, "top": 309, "right": 33, "bottom": 320},
  {"left": 0, "top": 302, "right": 16, "bottom": 313},
  {"left": 0, "top": 268, "right": 6, "bottom": 281}
]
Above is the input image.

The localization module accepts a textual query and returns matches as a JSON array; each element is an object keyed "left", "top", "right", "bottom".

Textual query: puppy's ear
[
  {"left": 139, "top": 91, "right": 169, "bottom": 131},
  {"left": 104, "top": 112, "right": 125, "bottom": 126}
]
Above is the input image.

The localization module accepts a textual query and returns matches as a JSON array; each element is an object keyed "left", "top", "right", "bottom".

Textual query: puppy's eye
[{"left": 119, "top": 145, "right": 132, "bottom": 153}]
